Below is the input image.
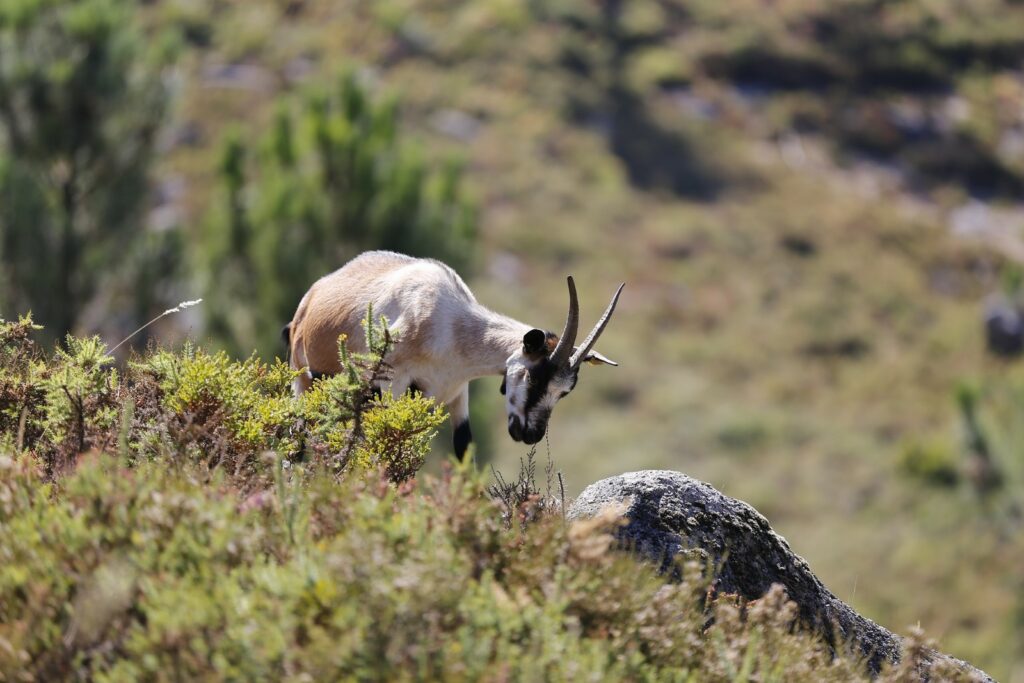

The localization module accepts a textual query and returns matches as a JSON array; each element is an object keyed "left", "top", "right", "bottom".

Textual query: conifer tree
[
  {"left": 0, "top": 0, "right": 176, "bottom": 345},
  {"left": 204, "top": 73, "right": 476, "bottom": 359}
]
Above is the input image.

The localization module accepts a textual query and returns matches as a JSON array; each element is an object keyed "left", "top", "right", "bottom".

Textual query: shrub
[
  {"left": 0, "top": 322, "right": 979, "bottom": 681},
  {"left": 0, "top": 315, "right": 44, "bottom": 451},
  {"left": 4, "top": 313, "right": 443, "bottom": 488},
  {"left": 487, "top": 446, "right": 565, "bottom": 529},
  {"left": 202, "top": 72, "right": 477, "bottom": 359},
  {"left": 137, "top": 342, "right": 299, "bottom": 477},
  {"left": 353, "top": 392, "right": 446, "bottom": 483},
  {"left": 39, "top": 336, "right": 118, "bottom": 462},
  {"left": 897, "top": 438, "right": 960, "bottom": 488},
  {"left": 0, "top": 451, "right": 892, "bottom": 682}
]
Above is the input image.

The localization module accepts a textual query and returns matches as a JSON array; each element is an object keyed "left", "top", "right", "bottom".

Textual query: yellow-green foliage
[
  {"left": 0, "top": 315, "right": 45, "bottom": 449},
  {"left": 0, "top": 326, "right": 985, "bottom": 681},
  {"left": 297, "top": 371, "right": 360, "bottom": 452},
  {"left": 0, "top": 452, "right": 916, "bottom": 682},
  {"left": 897, "top": 438, "right": 960, "bottom": 488},
  {"left": 354, "top": 391, "right": 446, "bottom": 482},
  {"left": 40, "top": 336, "right": 119, "bottom": 452},
  {"left": 5, "top": 317, "right": 444, "bottom": 487},
  {"left": 143, "top": 342, "right": 299, "bottom": 450}
]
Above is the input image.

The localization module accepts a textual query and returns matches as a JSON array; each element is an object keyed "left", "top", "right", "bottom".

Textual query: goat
[{"left": 284, "top": 250, "right": 624, "bottom": 460}]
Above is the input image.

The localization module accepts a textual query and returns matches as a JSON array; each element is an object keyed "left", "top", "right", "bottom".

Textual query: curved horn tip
[{"left": 567, "top": 280, "right": 626, "bottom": 369}]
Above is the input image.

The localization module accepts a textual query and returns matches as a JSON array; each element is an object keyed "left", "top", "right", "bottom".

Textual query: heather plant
[
  {"left": 3, "top": 313, "right": 443, "bottom": 487},
  {"left": 293, "top": 309, "right": 444, "bottom": 480},
  {"left": 0, "top": 315, "right": 44, "bottom": 450},
  {"left": 39, "top": 336, "right": 118, "bottom": 459},
  {"left": 353, "top": 392, "right": 446, "bottom": 483},
  {"left": 488, "top": 445, "right": 565, "bottom": 529},
  {"left": 136, "top": 342, "right": 300, "bottom": 476},
  {"left": 0, "top": 320, "right": 986, "bottom": 681},
  {"left": 298, "top": 308, "right": 397, "bottom": 459},
  {"left": 0, "top": 315, "right": 41, "bottom": 378},
  {"left": 0, "top": 452, "right": 882, "bottom": 682}
]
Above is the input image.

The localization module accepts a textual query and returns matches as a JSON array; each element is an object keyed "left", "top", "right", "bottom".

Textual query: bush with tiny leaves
[{"left": 0, "top": 317, "right": 979, "bottom": 681}]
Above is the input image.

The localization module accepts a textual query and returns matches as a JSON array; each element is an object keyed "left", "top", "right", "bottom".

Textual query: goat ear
[
  {"left": 523, "top": 328, "right": 547, "bottom": 355},
  {"left": 583, "top": 349, "right": 619, "bottom": 366}
]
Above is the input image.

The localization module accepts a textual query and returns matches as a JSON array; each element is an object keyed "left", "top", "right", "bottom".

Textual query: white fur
[{"left": 286, "top": 251, "right": 615, "bottom": 452}]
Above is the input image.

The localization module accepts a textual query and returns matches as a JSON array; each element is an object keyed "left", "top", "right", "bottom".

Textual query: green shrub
[
  {"left": 4, "top": 314, "right": 443, "bottom": 487},
  {"left": 40, "top": 335, "right": 118, "bottom": 458},
  {"left": 0, "top": 315, "right": 44, "bottom": 451},
  {"left": 0, "top": 322, "right": 982, "bottom": 681},
  {"left": 353, "top": 391, "right": 446, "bottom": 483},
  {"left": 202, "top": 72, "right": 477, "bottom": 359},
  {"left": 0, "top": 452, "right": 874, "bottom": 682},
  {"left": 136, "top": 342, "right": 299, "bottom": 476},
  {"left": 1, "top": 450, "right": 984, "bottom": 681},
  {"left": 897, "top": 438, "right": 960, "bottom": 488}
]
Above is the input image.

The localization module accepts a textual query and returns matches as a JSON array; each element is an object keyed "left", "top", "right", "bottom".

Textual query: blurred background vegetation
[{"left": 2, "top": 0, "right": 1024, "bottom": 678}]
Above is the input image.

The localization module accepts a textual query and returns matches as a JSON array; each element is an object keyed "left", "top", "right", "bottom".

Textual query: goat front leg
[{"left": 448, "top": 385, "right": 472, "bottom": 461}]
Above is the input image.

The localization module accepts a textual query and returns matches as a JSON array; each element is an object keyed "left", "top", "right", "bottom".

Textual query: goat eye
[{"left": 499, "top": 377, "right": 506, "bottom": 395}]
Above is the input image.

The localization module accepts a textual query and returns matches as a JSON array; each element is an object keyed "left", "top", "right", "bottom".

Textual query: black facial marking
[
  {"left": 524, "top": 363, "right": 552, "bottom": 413},
  {"left": 453, "top": 420, "right": 473, "bottom": 461},
  {"left": 523, "top": 361, "right": 577, "bottom": 416}
]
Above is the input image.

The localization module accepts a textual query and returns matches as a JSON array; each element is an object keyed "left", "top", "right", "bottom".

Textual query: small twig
[
  {"left": 16, "top": 403, "right": 28, "bottom": 451},
  {"left": 62, "top": 386, "right": 85, "bottom": 453},
  {"left": 108, "top": 299, "right": 202, "bottom": 355},
  {"left": 544, "top": 432, "right": 553, "bottom": 498},
  {"left": 558, "top": 472, "right": 567, "bottom": 525}
]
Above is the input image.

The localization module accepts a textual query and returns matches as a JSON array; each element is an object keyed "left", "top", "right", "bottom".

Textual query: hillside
[
  {"left": 126, "top": 2, "right": 1024, "bottom": 678},
  {"left": 3, "top": 0, "right": 1024, "bottom": 678}
]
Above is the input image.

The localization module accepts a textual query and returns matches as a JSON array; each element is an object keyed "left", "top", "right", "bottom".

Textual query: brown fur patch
[{"left": 543, "top": 331, "right": 559, "bottom": 355}]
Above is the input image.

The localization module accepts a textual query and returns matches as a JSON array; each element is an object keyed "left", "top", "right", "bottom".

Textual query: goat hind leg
[{"left": 448, "top": 386, "right": 473, "bottom": 461}]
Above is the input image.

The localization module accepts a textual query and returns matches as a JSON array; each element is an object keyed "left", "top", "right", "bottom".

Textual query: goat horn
[
  {"left": 569, "top": 282, "right": 625, "bottom": 370},
  {"left": 550, "top": 276, "right": 579, "bottom": 367}
]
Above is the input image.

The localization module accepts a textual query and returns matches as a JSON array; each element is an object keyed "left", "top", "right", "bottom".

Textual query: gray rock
[{"left": 568, "top": 470, "right": 992, "bottom": 681}]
